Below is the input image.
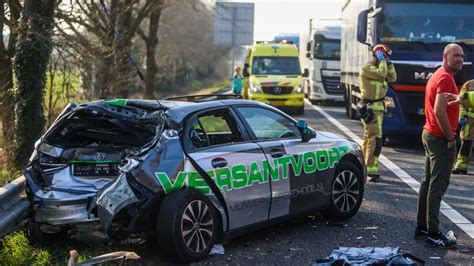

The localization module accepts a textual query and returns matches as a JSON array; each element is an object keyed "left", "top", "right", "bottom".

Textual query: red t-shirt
[{"left": 424, "top": 67, "right": 459, "bottom": 138}]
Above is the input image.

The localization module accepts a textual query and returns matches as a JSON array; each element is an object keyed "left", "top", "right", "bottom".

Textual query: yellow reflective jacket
[
  {"left": 359, "top": 60, "right": 397, "bottom": 111},
  {"left": 460, "top": 80, "right": 474, "bottom": 116}
]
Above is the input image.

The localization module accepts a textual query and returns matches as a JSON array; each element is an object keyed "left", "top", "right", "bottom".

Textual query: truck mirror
[
  {"left": 302, "top": 68, "right": 309, "bottom": 78},
  {"left": 357, "top": 9, "right": 370, "bottom": 45},
  {"left": 306, "top": 52, "right": 311, "bottom": 58},
  {"left": 306, "top": 41, "right": 311, "bottom": 52}
]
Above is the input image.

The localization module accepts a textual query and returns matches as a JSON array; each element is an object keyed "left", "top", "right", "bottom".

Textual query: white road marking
[{"left": 306, "top": 99, "right": 474, "bottom": 239}]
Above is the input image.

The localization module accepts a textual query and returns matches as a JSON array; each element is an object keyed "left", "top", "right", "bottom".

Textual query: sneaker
[
  {"left": 368, "top": 174, "right": 380, "bottom": 182},
  {"left": 414, "top": 226, "right": 428, "bottom": 240},
  {"left": 425, "top": 231, "right": 457, "bottom": 249},
  {"left": 452, "top": 168, "right": 467, "bottom": 175}
]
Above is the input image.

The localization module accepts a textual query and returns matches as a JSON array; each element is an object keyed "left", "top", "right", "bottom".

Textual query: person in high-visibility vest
[
  {"left": 359, "top": 44, "right": 397, "bottom": 182},
  {"left": 452, "top": 80, "right": 474, "bottom": 174}
]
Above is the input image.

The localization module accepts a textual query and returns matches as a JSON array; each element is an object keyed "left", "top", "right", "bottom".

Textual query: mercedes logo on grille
[
  {"left": 96, "top": 152, "right": 105, "bottom": 160},
  {"left": 274, "top": 87, "right": 282, "bottom": 94}
]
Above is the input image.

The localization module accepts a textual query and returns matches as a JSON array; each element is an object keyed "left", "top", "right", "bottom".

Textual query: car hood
[
  {"left": 25, "top": 100, "right": 167, "bottom": 203},
  {"left": 318, "top": 131, "right": 348, "bottom": 141},
  {"left": 250, "top": 75, "right": 303, "bottom": 87}
]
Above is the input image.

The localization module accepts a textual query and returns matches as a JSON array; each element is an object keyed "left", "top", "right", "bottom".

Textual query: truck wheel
[
  {"left": 347, "top": 89, "right": 357, "bottom": 119},
  {"left": 382, "top": 135, "right": 388, "bottom": 146},
  {"left": 322, "top": 161, "right": 364, "bottom": 221},
  {"left": 157, "top": 189, "right": 218, "bottom": 263}
]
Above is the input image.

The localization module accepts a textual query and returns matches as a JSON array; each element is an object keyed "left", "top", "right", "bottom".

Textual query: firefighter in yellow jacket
[
  {"left": 452, "top": 80, "right": 474, "bottom": 175},
  {"left": 359, "top": 44, "right": 397, "bottom": 182}
]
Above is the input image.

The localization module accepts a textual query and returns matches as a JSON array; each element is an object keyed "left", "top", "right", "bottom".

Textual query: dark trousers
[{"left": 417, "top": 129, "right": 456, "bottom": 233}]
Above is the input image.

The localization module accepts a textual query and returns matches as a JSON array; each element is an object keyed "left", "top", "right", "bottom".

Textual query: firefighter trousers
[
  {"left": 454, "top": 119, "right": 474, "bottom": 171},
  {"left": 362, "top": 110, "right": 383, "bottom": 176}
]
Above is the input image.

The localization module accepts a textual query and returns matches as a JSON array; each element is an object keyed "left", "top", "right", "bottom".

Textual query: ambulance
[{"left": 242, "top": 41, "right": 309, "bottom": 114}]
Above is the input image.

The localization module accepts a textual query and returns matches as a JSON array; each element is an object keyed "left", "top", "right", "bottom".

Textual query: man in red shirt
[{"left": 415, "top": 43, "right": 464, "bottom": 248}]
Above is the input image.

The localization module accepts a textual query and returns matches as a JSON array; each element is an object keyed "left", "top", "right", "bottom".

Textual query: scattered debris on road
[
  {"left": 313, "top": 247, "right": 424, "bottom": 265},
  {"left": 363, "top": 226, "right": 379, "bottom": 230},
  {"left": 209, "top": 244, "right": 225, "bottom": 255},
  {"left": 326, "top": 221, "right": 348, "bottom": 227},
  {"left": 67, "top": 250, "right": 140, "bottom": 266}
]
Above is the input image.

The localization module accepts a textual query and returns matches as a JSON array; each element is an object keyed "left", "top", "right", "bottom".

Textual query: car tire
[
  {"left": 27, "top": 220, "right": 56, "bottom": 246},
  {"left": 322, "top": 161, "right": 364, "bottom": 221},
  {"left": 157, "top": 189, "right": 218, "bottom": 263}
]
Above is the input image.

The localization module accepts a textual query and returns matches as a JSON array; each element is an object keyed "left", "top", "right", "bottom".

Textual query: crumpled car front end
[
  {"left": 24, "top": 100, "right": 165, "bottom": 238},
  {"left": 93, "top": 128, "right": 187, "bottom": 241}
]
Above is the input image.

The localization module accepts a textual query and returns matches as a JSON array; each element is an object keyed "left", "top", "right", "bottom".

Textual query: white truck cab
[{"left": 304, "top": 19, "right": 342, "bottom": 104}]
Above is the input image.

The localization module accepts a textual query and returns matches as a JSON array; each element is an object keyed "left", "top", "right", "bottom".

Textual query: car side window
[
  {"left": 237, "top": 107, "right": 301, "bottom": 140},
  {"left": 188, "top": 109, "right": 243, "bottom": 149}
]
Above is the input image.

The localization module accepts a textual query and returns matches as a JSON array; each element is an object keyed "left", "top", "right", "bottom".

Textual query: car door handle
[
  {"left": 211, "top": 158, "right": 228, "bottom": 168},
  {"left": 270, "top": 149, "right": 285, "bottom": 158}
]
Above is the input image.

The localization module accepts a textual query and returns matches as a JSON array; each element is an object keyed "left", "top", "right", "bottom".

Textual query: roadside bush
[{"left": 0, "top": 231, "right": 51, "bottom": 265}]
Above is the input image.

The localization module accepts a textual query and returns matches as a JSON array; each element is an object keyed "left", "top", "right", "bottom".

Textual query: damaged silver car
[{"left": 25, "top": 97, "right": 366, "bottom": 263}]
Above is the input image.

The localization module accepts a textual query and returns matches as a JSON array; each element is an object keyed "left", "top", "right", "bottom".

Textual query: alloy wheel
[
  {"left": 181, "top": 200, "right": 214, "bottom": 253},
  {"left": 332, "top": 170, "right": 360, "bottom": 212}
]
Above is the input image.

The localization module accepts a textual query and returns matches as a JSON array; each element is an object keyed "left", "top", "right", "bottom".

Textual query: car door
[
  {"left": 184, "top": 107, "right": 271, "bottom": 230},
  {"left": 234, "top": 106, "right": 322, "bottom": 219}
]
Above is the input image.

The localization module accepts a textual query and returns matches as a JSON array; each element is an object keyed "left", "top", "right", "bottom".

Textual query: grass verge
[{"left": 0, "top": 231, "right": 51, "bottom": 265}]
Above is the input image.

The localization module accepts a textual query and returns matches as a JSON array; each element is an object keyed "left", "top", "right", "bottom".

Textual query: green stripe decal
[
  {"left": 104, "top": 99, "right": 128, "bottom": 107},
  {"left": 69, "top": 160, "right": 121, "bottom": 164}
]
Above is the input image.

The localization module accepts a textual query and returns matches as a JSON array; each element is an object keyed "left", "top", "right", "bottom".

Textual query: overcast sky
[{"left": 253, "top": 0, "right": 343, "bottom": 40}]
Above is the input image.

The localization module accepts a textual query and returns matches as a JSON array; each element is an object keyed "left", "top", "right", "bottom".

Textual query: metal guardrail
[{"left": 0, "top": 176, "right": 31, "bottom": 237}]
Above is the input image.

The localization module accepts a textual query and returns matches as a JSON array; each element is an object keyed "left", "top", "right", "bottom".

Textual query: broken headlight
[{"left": 118, "top": 158, "right": 140, "bottom": 173}]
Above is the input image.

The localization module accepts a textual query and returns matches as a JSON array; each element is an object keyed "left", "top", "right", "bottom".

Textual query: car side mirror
[
  {"left": 302, "top": 68, "right": 309, "bottom": 78},
  {"left": 297, "top": 120, "right": 316, "bottom": 142}
]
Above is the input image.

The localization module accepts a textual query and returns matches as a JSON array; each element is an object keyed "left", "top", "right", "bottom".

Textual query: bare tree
[{"left": 56, "top": 0, "right": 161, "bottom": 98}]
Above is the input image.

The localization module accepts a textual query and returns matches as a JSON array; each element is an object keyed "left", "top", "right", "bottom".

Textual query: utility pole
[{"left": 231, "top": 8, "right": 237, "bottom": 78}]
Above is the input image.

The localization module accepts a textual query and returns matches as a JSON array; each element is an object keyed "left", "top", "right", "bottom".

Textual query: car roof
[
  {"left": 82, "top": 98, "right": 270, "bottom": 125},
  {"left": 166, "top": 99, "right": 268, "bottom": 124}
]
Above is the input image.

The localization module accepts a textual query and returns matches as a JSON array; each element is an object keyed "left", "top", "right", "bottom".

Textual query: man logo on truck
[{"left": 414, "top": 72, "right": 434, "bottom": 80}]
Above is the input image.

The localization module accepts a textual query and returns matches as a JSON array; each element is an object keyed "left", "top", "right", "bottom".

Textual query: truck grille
[
  {"left": 406, "top": 94, "right": 424, "bottom": 108},
  {"left": 322, "top": 77, "right": 343, "bottom": 95},
  {"left": 262, "top": 86, "right": 293, "bottom": 95}
]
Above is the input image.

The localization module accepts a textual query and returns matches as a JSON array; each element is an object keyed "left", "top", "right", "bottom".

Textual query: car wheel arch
[{"left": 338, "top": 153, "right": 365, "bottom": 181}]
